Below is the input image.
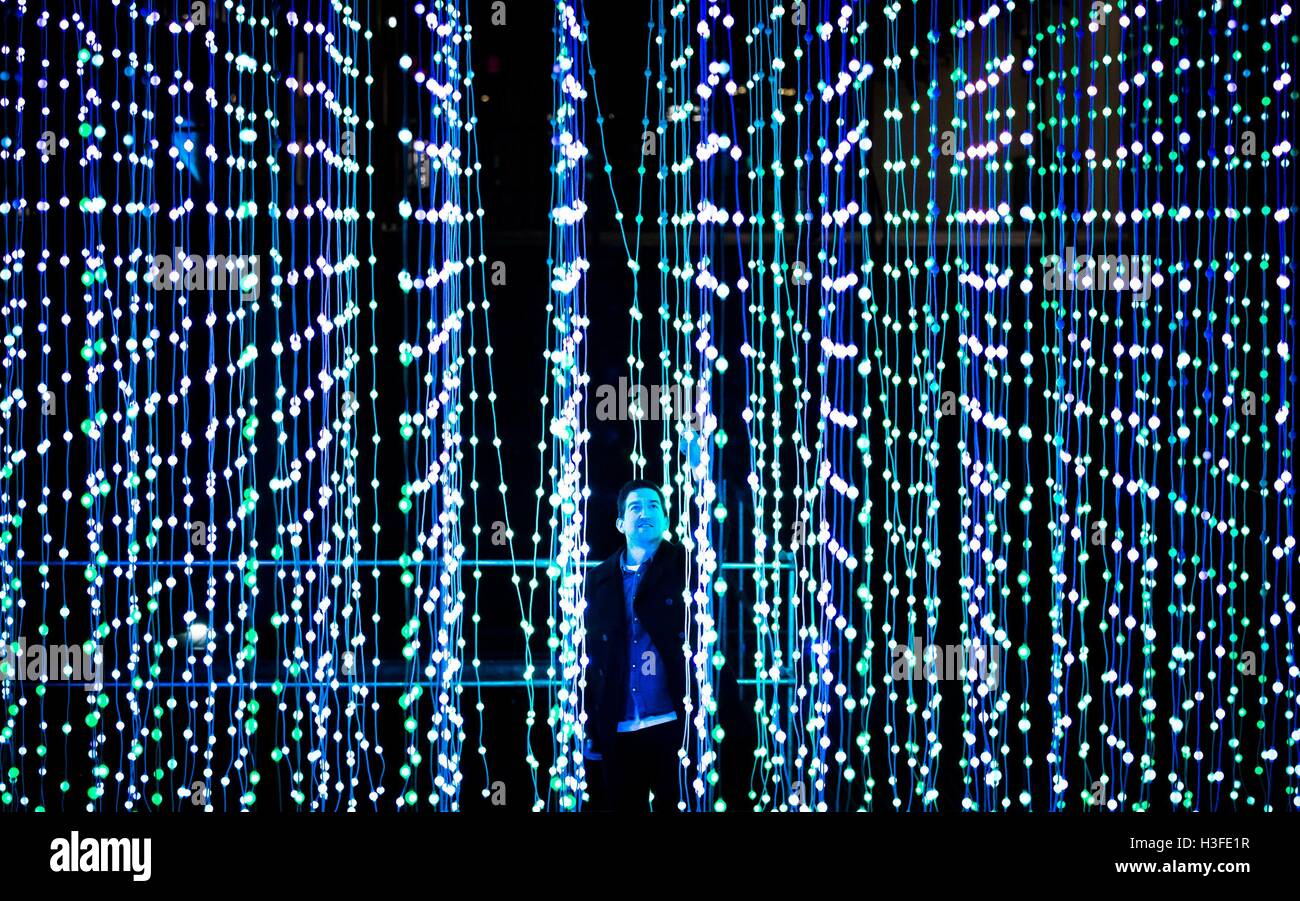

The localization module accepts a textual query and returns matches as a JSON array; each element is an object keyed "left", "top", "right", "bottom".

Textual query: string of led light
[{"left": 537, "top": 0, "right": 591, "bottom": 812}]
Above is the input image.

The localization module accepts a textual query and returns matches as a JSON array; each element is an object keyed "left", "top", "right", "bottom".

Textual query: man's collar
[{"left": 621, "top": 541, "right": 662, "bottom": 572}]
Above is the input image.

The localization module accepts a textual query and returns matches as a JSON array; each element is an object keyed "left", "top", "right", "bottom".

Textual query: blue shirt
[{"left": 617, "top": 547, "right": 678, "bottom": 732}]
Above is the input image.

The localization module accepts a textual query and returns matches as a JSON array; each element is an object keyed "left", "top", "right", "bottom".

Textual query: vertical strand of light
[
  {"left": 269, "top": 0, "right": 367, "bottom": 811},
  {"left": 222, "top": 0, "right": 258, "bottom": 813},
  {"left": 274, "top": 2, "right": 323, "bottom": 810},
  {"left": 874, "top": 0, "right": 906, "bottom": 809},
  {"left": 948, "top": 0, "right": 1012, "bottom": 812},
  {"left": 76, "top": 0, "right": 110, "bottom": 810},
  {"left": 0, "top": 0, "right": 29, "bottom": 810},
  {"left": 850, "top": 0, "right": 879, "bottom": 811},
  {"left": 737, "top": 0, "right": 784, "bottom": 812},
  {"left": 459, "top": 1, "right": 516, "bottom": 807},
  {"left": 589, "top": 8, "right": 657, "bottom": 478},
  {"left": 315, "top": 0, "right": 367, "bottom": 813},
  {"left": 875, "top": 0, "right": 934, "bottom": 809},
  {"left": 359, "top": 3, "right": 383, "bottom": 807},
  {"left": 1040, "top": 0, "right": 1072, "bottom": 815},
  {"left": 391, "top": 0, "right": 470, "bottom": 811},
  {"left": 665, "top": 0, "right": 730, "bottom": 813},
  {"left": 33, "top": 0, "right": 54, "bottom": 813},
  {"left": 799, "top": 0, "right": 875, "bottom": 812},
  {"left": 917, "top": 0, "right": 950, "bottom": 810},
  {"left": 119, "top": 0, "right": 164, "bottom": 811},
  {"left": 786, "top": 0, "right": 811, "bottom": 810},
  {"left": 1264, "top": 0, "right": 1298, "bottom": 809},
  {"left": 1039, "top": 2, "right": 1091, "bottom": 812},
  {"left": 539, "top": 0, "right": 590, "bottom": 812}
]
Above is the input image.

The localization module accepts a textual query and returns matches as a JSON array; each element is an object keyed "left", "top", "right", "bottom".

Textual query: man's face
[{"left": 617, "top": 488, "right": 667, "bottom": 547}]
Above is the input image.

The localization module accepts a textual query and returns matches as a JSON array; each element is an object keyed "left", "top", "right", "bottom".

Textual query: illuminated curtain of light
[{"left": 0, "top": 0, "right": 1293, "bottom": 815}]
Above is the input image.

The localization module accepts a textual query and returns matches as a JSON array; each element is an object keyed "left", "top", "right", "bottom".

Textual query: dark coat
[
  {"left": 584, "top": 539, "right": 690, "bottom": 756},
  {"left": 583, "top": 540, "right": 751, "bottom": 808}
]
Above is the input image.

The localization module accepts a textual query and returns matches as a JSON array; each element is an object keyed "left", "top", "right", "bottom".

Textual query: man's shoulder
[
  {"left": 589, "top": 540, "right": 684, "bottom": 582},
  {"left": 660, "top": 539, "right": 685, "bottom": 561},
  {"left": 649, "top": 539, "right": 686, "bottom": 568},
  {"left": 588, "top": 551, "right": 624, "bottom": 583}
]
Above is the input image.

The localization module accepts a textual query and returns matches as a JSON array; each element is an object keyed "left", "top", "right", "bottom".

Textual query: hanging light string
[
  {"left": 735, "top": 0, "right": 781, "bottom": 812},
  {"left": 388, "top": 0, "right": 472, "bottom": 810},
  {"left": 0, "top": 0, "right": 32, "bottom": 812},
  {"left": 585, "top": 2, "right": 659, "bottom": 478},
  {"left": 662, "top": 0, "right": 735, "bottom": 812},
  {"left": 788, "top": 0, "right": 876, "bottom": 812},
  {"left": 459, "top": 0, "right": 520, "bottom": 809},
  {"left": 534, "top": 0, "right": 591, "bottom": 812}
]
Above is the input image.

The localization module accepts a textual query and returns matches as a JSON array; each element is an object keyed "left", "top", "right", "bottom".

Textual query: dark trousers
[{"left": 592, "top": 720, "right": 682, "bottom": 813}]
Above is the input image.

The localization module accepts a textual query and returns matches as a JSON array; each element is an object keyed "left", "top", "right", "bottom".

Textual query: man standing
[{"left": 585, "top": 481, "right": 748, "bottom": 811}]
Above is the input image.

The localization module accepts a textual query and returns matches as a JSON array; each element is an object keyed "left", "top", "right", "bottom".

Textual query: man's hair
[{"left": 616, "top": 479, "right": 666, "bottom": 518}]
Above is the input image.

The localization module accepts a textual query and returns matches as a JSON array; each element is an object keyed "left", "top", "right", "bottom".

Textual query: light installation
[{"left": 0, "top": 0, "right": 1292, "bottom": 814}]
